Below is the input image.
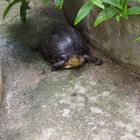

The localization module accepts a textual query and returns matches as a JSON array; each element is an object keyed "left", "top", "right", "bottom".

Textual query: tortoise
[{"left": 32, "top": 22, "right": 103, "bottom": 70}]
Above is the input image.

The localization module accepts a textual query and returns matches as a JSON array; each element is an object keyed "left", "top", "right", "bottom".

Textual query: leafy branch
[
  {"left": 74, "top": 0, "right": 140, "bottom": 26},
  {"left": 3, "top": 0, "right": 30, "bottom": 23},
  {"left": 3, "top": 0, "right": 64, "bottom": 23},
  {"left": 3, "top": 0, "right": 140, "bottom": 42}
]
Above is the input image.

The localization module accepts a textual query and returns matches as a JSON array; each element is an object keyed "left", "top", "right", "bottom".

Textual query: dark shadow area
[{"left": 1, "top": 7, "right": 67, "bottom": 65}]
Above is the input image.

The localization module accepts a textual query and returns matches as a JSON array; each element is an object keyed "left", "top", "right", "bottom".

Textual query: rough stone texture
[
  {"left": 63, "top": 0, "right": 140, "bottom": 75},
  {"left": 0, "top": 0, "right": 140, "bottom": 140},
  {"left": 0, "top": 63, "right": 3, "bottom": 104}
]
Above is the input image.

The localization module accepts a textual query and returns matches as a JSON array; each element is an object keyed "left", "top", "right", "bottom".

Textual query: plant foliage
[
  {"left": 3, "top": 0, "right": 140, "bottom": 28},
  {"left": 74, "top": 0, "right": 140, "bottom": 26},
  {"left": 3, "top": 0, "right": 30, "bottom": 23}
]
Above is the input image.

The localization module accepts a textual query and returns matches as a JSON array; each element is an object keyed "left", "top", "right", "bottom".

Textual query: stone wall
[{"left": 63, "top": 0, "right": 140, "bottom": 75}]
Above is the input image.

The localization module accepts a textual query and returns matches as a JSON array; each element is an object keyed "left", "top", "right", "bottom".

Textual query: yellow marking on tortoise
[{"left": 64, "top": 55, "right": 85, "bottom": 68}]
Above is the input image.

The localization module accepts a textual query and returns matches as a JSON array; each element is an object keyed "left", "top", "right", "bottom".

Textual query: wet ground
[{"left": 0, "top": 0, "right": 140, "bottom": 140}]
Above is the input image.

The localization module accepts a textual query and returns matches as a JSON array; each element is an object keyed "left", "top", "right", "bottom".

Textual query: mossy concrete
[
  {"left": 63, "top": 0, "right": 140, "bottom": 75},
  {"left": 0, "top": 0, "right": 140, "bottom": 140}
]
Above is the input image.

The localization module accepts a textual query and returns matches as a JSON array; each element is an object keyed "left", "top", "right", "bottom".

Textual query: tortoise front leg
[
  {"left": 84, "top": 55, "right": 103, "bottom": 65},
  {"left": 51, "top": 60, "right": 66, "bottom": 71}
]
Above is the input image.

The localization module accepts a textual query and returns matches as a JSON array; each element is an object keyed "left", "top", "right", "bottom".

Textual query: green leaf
[
  {"left": 102, "top": 0, "right": 122, "bottom": 9},
  {"left": 42, "top": 0, "right": 49, "bottom": 5},
  {"left": 135, "top": 36, "right": 140, "bottom": 42},
  {"left": 131, "top": 0, "right": 140, "bottom": 3},
  {"left": 90, "top": 0, "right": 104, "bottom": 9},
  {"left": 122, "top": 1, "right": 128, "bottom": 19},
  {"left": 3, "top": 0, "right": 21, "bottom": 19},
  {"left": 74, "top": 1, "right": 94, "bottom": 25},
  {"left": 20, "top": 0, "right": 30, "bottom": 23},
  {"left": 128, "top": 7, "right": 140, "bottom": 15},
  {"left": 94, "top": 7, "right": 117, "bottom": 27},
  {"left": 55, "top": 0, "right": 64, "bottom": 9},
  {"left": 116, "top": 15, "right": 121, "bottom": 21}
]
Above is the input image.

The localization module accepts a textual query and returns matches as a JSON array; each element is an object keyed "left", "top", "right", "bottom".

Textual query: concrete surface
[
  {"left": 0, "top": 63, "right": 3, "bottom": 104},
  {"left": 0, "top": 0, "right": 140, "bottom": 140},
  {"left": 63, "top": 0, "right": 140, "bottom": 75}
]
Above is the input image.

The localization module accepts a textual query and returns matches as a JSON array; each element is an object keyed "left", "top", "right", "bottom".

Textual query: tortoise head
[{"left": 64, "top": 55, "right": 85, "bottom": 68}]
